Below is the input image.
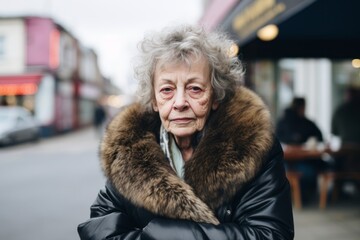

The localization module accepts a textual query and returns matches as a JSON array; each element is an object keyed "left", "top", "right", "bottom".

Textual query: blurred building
[
  {"left": 0, "top": 16, "right": 117, "bottom": 136},
  {"left": 199, "top": 0, "right": 360, "bottom": 141}
]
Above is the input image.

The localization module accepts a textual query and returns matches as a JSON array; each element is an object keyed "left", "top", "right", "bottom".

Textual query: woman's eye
[
  {"left": 160, "top": 87, "right": 173, "bottom": 93},
  {"left": 189, "top": 86, "right": 202, "bottom": 93}
]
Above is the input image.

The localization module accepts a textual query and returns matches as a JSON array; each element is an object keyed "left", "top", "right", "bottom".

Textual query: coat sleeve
[
  {"left": 77, "top": 182, "right": 142, "bottom": 240},
  {"left": 141, "top": 140, "right": 295, "bottom": 240}
]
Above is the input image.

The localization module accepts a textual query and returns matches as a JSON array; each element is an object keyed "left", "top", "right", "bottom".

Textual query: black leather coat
[{"left": 78, "top": 87, "right": 294, "bottom": 240}]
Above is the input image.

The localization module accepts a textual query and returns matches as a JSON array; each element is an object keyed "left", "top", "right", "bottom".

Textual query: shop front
[
  {"left": 0, "top": 73, "right": 41, "bottom": 109},
  {"left": 201, "top": 0, "right": 360, "bottom": 139},
  {"left": 220, "top": 0, "right": 360, "bottom": 59},
  {"left": 0, "top": 73, "right": 57, "bottom": 136}
]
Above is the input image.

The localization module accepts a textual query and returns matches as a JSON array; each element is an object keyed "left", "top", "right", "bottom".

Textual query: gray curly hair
[{"left": 134, "top": 24, "right": 244, "bottom": 110}]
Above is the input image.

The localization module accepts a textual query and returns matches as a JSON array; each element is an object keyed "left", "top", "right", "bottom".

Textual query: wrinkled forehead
[{"left": 155, "top": 52, "right": 209, "bottom": 72}]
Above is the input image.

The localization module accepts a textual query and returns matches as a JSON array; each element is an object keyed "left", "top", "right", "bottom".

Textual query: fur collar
[{"left": 100, "top": 86, "right": 273, "bottom": 224}]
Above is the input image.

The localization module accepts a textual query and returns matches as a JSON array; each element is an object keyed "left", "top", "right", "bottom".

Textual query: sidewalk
[{"left": 293, "top": 194, "right": 360, "bottom": 240}]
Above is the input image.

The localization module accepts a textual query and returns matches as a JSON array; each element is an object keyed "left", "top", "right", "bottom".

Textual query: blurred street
[
  {"left": 0, "top": 127, "right": 359, "bottom": 240},
  {"left": 0, "top": 127, "right": 105, "bottom": 240},
  {"left": 293, "top": 201, "right": 360, "bottom": 240}
]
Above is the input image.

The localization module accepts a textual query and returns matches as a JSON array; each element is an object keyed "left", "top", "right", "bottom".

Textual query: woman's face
[{"left": 152, "top": 58, "right": 218, "bottom": 139}]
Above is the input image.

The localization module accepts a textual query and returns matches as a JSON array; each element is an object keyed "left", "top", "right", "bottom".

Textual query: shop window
[
  {"left": 332, "top": 60, "right": 359, "bottom": 112},
  {"left": 0, "top": 36, "right": 5, "bottom": 60}
]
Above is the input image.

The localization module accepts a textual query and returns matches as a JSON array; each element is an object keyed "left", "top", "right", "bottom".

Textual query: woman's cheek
[{"left": 197, "top": 98, "right": 211, "bottom": 114}]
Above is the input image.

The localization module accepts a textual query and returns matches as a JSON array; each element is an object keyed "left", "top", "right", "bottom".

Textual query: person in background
[
  {"left": 78, "top": 24, "right": 294, "bottom": 240},
  {"left": 332, "top": 86, "right": 360, "bottom": 145},
  {"left": 93, "top": 99, "right": 106, "bottom": 137},
  {"left": 276, "top": 97, "right": 325, "bottom": 205},
  {"left": 276, "top": 97, "right": 323, "bottom": 145},
  {"left": 331, "top": 86, "right": 360, "bottom": 198}
]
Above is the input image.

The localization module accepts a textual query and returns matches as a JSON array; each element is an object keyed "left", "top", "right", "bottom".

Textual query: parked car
[{"left": 0, "top": 106, "right": 40, "bottom": 146}]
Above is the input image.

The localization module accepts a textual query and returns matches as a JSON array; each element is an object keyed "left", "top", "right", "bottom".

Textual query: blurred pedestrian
[
  {"left": 78, "top": 24, "right": 294, "bottom": 240},
  {"left": 332, "top": 86, "right": 360, "bottom": 145},
  {"left": 93, "top": 99, "right": 106, "bottom": 137},
  {"left": 276, "top": 97, "right": 326, "bottom": 204}
]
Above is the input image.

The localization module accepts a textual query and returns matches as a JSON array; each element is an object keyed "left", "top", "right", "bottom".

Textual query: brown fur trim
[
  {"left": 184, "top": 87, "right": 273, "bottom": 209},
  {"left": 100, "top": 86, "right": 273, "bottom": 223}
]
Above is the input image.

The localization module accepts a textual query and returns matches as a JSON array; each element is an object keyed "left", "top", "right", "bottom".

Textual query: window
[{"left": 0, "top": 36, "right": 5, "bottom": 60}]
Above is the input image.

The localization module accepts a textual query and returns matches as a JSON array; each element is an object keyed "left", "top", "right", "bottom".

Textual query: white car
[{"left": 0, "top": 106, "right": 40, "bottom": 146}]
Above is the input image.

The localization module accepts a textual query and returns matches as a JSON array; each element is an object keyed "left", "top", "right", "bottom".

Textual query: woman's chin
[{"left": 169, "top": 128, "right": 197, "bottom": 139}]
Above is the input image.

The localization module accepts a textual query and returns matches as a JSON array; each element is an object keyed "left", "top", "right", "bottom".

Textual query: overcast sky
[{"left": 0, "top": 0, "right": 204, "bottom": 93}]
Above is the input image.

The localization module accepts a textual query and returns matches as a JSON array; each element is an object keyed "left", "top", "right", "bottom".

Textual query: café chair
[
  {"left": 286, "top": 171, "right": 302, "bottom": 209},
  {"left": 319, "top": 146, "right": 360, "bottom": 209},
  {"left": 319, "top": 172, "right": 360, "bottom": 209}
]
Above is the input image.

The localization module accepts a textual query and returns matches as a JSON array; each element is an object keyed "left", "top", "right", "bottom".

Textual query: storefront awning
[
  {"left": 0, "top": 73, "right": 42, "bottom": 95},
  {"left": 219, "top": 0, "right": 360, "bottom": 59}
]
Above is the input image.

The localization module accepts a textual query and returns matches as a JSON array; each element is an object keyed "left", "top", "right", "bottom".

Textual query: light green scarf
[{"left": 160, "top": 125, "right": 185, "bottom": 178}]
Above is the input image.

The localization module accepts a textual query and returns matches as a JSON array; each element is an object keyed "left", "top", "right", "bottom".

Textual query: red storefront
[
  {"left": 0, "top": 73, "right": 41, "bottom": 97},
  {"left": 0, "top": 72, "right": 79, "bottom": 136}
]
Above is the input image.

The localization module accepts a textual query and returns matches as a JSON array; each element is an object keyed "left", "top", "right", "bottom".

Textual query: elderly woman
[{"left": 78, "top": 25, "right": 294, "bottom": 240}]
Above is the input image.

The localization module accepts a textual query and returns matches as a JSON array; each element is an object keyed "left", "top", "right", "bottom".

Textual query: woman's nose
[{"left": 173, "top": 90, "right": 188, "bottom": 111}]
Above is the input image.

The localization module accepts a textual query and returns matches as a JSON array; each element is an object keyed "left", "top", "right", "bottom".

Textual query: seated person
[
  {"left": 276, "top": 97, "right": 323, "bottom": 145},
  {"left": 276, "top": 97, "right": 326, "bottom": 204},
  {"left": 331, "top": 86, "right": 360, "bottom": 199},
  {"left": 332, "top": 86, "right": 360, "bottom": 145}
]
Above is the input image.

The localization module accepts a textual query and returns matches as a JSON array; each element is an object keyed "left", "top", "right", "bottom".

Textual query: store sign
[
  {"left": 0, "top": 83, "right": 38, "bottom": 95},
  {"left": 232, "top": 0, "right": 285, "bottom": 39},
  {"left": 222, "top": 0, "right": 317, "bottom": 44},
  {"left": 0, "top": 74, "right": 42, "bottom": 95}
]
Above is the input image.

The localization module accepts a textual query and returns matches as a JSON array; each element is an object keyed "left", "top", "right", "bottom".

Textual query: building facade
[{"left": 0, "top": 16, "right": 109, "bottom": 136}]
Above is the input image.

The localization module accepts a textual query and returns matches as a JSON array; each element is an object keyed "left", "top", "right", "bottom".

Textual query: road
[{"left": 0, "top": 127, "right": 105, "bottom": 240}]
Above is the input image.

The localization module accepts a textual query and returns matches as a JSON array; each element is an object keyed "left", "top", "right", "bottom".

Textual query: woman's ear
[
  {"left": 152, "top": 101, "right": 159, "bottom": 112},
  {"left": 212, "top": 101, "right": 219, "bottom": 110}
]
